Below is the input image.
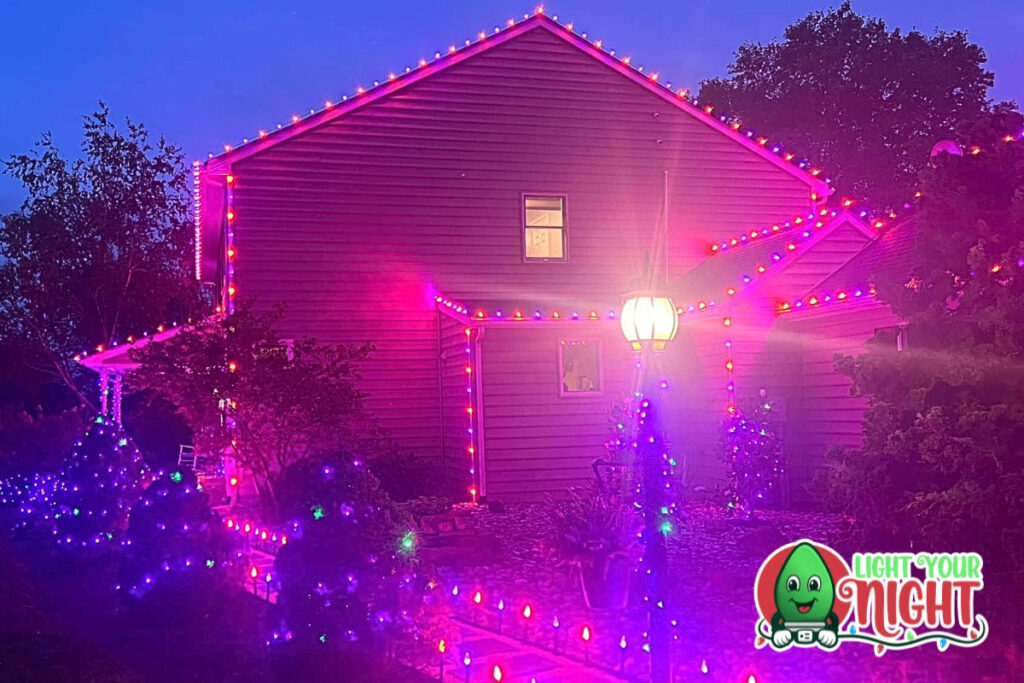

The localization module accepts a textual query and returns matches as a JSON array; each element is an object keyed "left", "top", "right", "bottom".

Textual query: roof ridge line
[{"left": 201, "top": 9, "right": 832, "bottom": 193}]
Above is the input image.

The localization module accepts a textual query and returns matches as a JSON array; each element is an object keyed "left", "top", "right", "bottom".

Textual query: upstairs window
[{"left": 524, "top": 195, "right": 566, "bottom": 260}]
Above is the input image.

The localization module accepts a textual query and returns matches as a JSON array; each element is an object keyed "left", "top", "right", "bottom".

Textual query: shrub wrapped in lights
[
  {"left": 720, "top": 389, "right": 785, "bottom": 519},
  {"left": 50, "top": 416, "right": 151, "bottom": 548},
  {"left": 268, "top": 451, "right": 446, "bottom": 673},
  {"left": 117, "top": 468, "right": 240, "bottom": 604}
]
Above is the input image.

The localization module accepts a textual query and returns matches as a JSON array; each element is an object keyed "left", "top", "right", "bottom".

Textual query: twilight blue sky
[{"left": 1, "top": 1, "right": 1022, "bottom": 211}]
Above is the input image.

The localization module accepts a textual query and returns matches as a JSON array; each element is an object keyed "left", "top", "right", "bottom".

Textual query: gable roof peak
[{"left": 201, "top": 9, "right": 832, "bottom": 194}]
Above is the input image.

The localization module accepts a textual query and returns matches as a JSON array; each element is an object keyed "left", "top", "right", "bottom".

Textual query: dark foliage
[
  {"left": 821, "top": 110, "right": 1024, "bottom": 582},
  {"left": 366, "top": 444, "right": 442, "bottom": 502},
  {"left": 269, "top": 452, "right": 442, "bottom": 666},
  {"left": 118, "top": 468, "right": 240, "bottom": 607},
  {"left": 0, "top": 104, "right": 203, "bottom": 410},
  {"left": 121, "top": 391, "right": 193, "bottom": 472},
  {"left": 699, "top": 2, "right": 1003, "bottom": 208},
  {"left": 131, "top": 304, "right": 373, "bottom": 511},
  {"left": 0, "top": 406, "right": 86, "bottom": 476}
]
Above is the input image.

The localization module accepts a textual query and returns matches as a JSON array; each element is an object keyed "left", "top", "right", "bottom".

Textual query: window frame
[
  {"left": 521, "top": 193, "right": 568, "bottom": 262},
  {"left": 557, "top": 337, "right": 604, "bottom": 398}
]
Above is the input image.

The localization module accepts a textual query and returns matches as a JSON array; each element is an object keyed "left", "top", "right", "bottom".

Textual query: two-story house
[{"left": 82, "top": 11, "right": 913, "bottom": 504}]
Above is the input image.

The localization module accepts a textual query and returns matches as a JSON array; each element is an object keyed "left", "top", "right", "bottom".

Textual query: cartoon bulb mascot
[{"left": 770, "top": 542, "right": 840, "bottom": 649}]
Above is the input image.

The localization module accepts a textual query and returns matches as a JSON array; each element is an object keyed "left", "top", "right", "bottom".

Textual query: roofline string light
[
  {"left": 708, "top": 204, "right": 889, "bottom": 256},
  {"left": 434, "top": 295, "right": 616, "bottom": 323},
  {"left": 201, "top": 9, "right": 833, "bottom": 191},
  {"left": 677, "top": 220, "right": 841, "bottom": 312},
  {"left": 708, "top": 126, "right": 1024, "bottom": 258},
  {"left": 72, "top": 321, "right": 192, "bottom": 363},
  {"left": 777, "top": 286, "right": 877, "bottom": 314},
  {"left": 435, "top": 217, "right": 822, "bottom": 321},
  {"left": 777, "top": 254, "right": 1024, "bottom": 315}
]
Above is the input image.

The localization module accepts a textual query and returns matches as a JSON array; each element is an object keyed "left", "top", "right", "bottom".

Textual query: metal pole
[{"left": 638, "top": 349, "right": 671, "bottom": 683}]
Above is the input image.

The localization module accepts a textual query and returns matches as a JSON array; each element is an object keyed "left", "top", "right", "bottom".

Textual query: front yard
[{"left": 432, "top": 502, "right": 1014, "bottom": 682}]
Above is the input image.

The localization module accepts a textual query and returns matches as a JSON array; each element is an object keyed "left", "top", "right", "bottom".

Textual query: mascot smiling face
[{"left": 770, "top": 542, "right": 839, "bottom": 648}]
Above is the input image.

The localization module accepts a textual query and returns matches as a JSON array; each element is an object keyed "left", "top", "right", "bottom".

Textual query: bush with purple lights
[
  {"left": 51, "top": 416, "right": 151, "bottom": 548},
  {"left": 268, "top": 452, "right": 440, "bottom": 662},
  {"left": 117, "top": 467, "right": 240, "bottom": 602},
  {"left": 720, "top": 390, "right": 784, "bottom": 519}
]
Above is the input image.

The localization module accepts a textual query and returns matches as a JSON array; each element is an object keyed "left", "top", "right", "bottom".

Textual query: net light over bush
[{"left": 620, "top": 293, "right": 679, "bottom": 350}]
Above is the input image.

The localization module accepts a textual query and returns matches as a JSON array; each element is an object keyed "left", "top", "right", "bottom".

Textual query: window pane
[
  {"left": 525, "top": 196, "right": 564, "bottom": 227},
  {"left": 525, "top": 227, "right": 564, "bottom": 259},
  {"left": 561, "top": 340, "right": 601, "bottom": 394}
]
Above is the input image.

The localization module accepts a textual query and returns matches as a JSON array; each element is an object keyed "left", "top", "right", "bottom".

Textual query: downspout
[{"left": 436, "top": 310, "right": 447, "bottom": 491}]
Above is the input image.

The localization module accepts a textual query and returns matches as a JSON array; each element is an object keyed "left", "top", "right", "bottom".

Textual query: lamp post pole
[
  {"left": 635, "top": 348, "right": 671, "bottom": 683},
  {"left": 621, "top": 172, "right": 678, "bottom": 682}
]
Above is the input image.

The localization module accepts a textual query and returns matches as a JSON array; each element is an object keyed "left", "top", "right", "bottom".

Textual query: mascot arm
[{"left": 824, "top": 611, "right": 839, "bottom": 633}]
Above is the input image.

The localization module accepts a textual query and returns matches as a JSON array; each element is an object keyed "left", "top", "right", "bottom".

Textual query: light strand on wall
[
  {"left": 225, "top": 174, "right": 237, "bottom": 313},
  {"left": 465, "top": 327, "right": 479, "bottom": 503},
  {"left": 192, "top": 161, "right": 203, "bottom": 281},
  {"left": 723, "top": 317, "right": 736, "bottom": 416}
]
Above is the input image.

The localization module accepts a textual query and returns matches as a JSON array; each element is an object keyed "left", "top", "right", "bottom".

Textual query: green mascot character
[{"left": 770, "top": 542, "right": 839, "bottom": 649}]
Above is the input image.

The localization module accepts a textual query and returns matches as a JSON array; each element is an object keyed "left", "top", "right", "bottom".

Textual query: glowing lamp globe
[{"left": 620, "top": 292, "right": 678, "bottom": 351}]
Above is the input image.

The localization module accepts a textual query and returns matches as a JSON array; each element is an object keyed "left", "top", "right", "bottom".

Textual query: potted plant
[{"left": 550, "top": 488, "right": 642, "bottom": 609}]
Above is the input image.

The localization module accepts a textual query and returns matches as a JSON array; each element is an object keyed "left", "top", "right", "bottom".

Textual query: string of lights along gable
[
  {"left": 778, "top": 254, "right": 1024, "bottom": 315},
  {"left": 708, "top": 203, "right": 889, "bottom": 256},
  {"left": 707, "top": 126, "right": 1024, "bottom": 257},
  {"left": 199, "top": 6, "right": 834, "bottom": 196},
  {"left": 436, "top": 209, "right": 830, "bottom": 322},
  {"left": 777, "top": 286, "right": 878, "bottom": 314}
]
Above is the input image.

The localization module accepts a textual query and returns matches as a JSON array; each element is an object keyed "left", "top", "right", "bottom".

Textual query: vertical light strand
[
  {"left": 225, "top": 174, "right": 237, "bottom": 313},
  {"left": 724, "top": 315, "right": 736, "bottom": 415},
  {"left": 192, "top": 161, "right": 203, "bottom": 281},
  {"left": 465, "top": 327, "right": 478, "bottom": 503},
  {"left": 112, "top": 373, "right": 124, "bottom": 425},
  {"left": 98, "top": 370, "right": 111, "bottom": 418}
]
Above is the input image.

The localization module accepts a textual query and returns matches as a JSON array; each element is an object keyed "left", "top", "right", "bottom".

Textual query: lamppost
[{"left": 620, "top": 289, "right": 678, "bottom": 683}]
